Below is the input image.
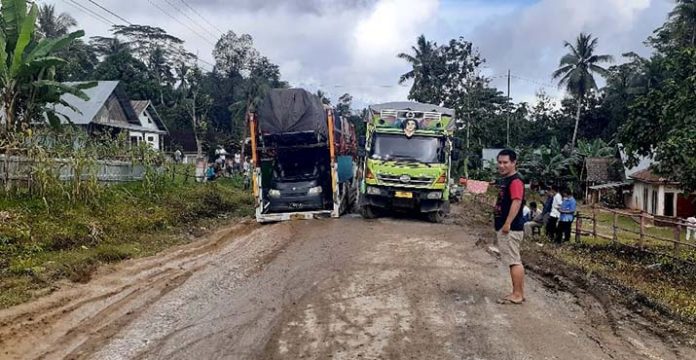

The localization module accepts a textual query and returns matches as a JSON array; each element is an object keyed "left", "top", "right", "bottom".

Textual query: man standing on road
[{"left": 494, "top": 149, "right": 526, "bottom": 305}]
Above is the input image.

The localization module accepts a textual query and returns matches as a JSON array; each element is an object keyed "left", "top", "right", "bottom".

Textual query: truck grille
[{"left": 377, "top": 174, "right": 434, "bottom": 187}]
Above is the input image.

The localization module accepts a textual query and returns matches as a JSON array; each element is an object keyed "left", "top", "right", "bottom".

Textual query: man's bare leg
[{"left": 506, "top": 264, "right": 525, "bottom": 302}]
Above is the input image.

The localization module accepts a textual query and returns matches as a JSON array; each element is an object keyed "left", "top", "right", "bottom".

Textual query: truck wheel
[
  {"left": 360, "top": 205, "right": 378, "bottom": 219},
  {"left": 427, "top": 210, "right": 445, "bottom": 223}
]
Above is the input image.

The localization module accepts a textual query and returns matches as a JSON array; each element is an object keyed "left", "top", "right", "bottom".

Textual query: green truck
[{"left": 358, "top": 102, "right": 458, "bottom": 223}]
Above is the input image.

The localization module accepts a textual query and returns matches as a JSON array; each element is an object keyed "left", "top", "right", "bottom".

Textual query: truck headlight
[
  {"left": 367, "top": 186, "right": 381, "bottom": 195},
  {"left": 269, "top": 189, "right": 281, "bottom": 198},
  {"left": 307, "top": 186, "right": 323, "bottom": 195},
  {"left": 427, "top": 191, "right": 442, "bottom": 200}
]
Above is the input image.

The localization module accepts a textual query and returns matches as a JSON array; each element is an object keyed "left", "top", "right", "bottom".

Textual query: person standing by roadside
[
  {"left": 493, "top": 149, "right": 526, "bottom": 305},
  {"left": 685, "top": 215, "right": 696, "bottom": 241},
  {"left": 556, "top": 188, "right": 577, "bottom": 243},
  {"left": 546, "top": 185, "right": 562, "bottom": 240}
]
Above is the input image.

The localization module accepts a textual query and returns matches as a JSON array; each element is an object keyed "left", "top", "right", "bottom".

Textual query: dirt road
[{"left": 1, "top": 215, "right": 694, "bottom": 360}]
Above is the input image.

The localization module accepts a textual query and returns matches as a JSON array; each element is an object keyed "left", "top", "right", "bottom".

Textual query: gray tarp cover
[{"left": 258, "top": 88, "right": 328, "bottom": 136}]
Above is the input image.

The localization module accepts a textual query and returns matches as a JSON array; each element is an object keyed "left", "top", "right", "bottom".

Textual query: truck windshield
[{"left": 370, "top": 134, "right": 444, "bottom": 164}]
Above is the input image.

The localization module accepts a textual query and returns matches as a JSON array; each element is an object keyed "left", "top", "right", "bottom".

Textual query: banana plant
[{"left": 0, "top": 0, "right": 94, "bottom": 135}]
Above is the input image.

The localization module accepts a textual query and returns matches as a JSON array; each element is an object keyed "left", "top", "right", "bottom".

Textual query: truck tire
[
  {"left": 427, "top": 210, "right": 445, "bottom": 223},
  {"left": 360, "top": 205, "right": 378, "bottom": 219}
]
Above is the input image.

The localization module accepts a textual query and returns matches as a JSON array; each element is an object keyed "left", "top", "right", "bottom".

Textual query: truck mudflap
[{"left": 256, "top": 210, "right": 335, "bottom": 223}]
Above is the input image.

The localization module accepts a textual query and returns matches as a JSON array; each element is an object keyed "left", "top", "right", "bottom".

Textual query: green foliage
[
  {"left": 552, "top": 32, "right": 613, "bottom": 151},
  {"left": 0, "top": 178, "right": 253, "bottom": 308},
  {"left": 0, "top": 0, "right": 91, "bottom": 135}
]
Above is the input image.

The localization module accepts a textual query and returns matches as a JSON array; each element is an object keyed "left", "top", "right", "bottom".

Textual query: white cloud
[
  {"left": 48, "top": 0, "right": 675, "bottom": 107},
  {"left": 468, "top": 0, "right": 673, "bottom": 104}
]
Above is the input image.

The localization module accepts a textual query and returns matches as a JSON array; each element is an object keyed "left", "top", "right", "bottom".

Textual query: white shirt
[
  {"left": 234, "top": 153, "right": 241, "bottom": 164},
  {"left": 523, "top": 206, "right": 531, "bottom": 219},
  {"left": 687, "top": 217, "right": 696, "bottom": 230},
  {"left": 550, "top": 193, "right": 563, "bottom": 218}
]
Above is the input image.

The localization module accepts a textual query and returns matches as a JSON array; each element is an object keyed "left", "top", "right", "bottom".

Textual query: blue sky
[{"left": 46, "top": 0, "right": 675, "bottom": 107}]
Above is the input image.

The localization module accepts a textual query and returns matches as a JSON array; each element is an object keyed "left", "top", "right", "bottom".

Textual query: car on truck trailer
[
  {"left": 249, "top": 88, "right": 358, "bottom": 223},
  {"left": 358, "top": 102, "right": 458, "bottom": 223}
]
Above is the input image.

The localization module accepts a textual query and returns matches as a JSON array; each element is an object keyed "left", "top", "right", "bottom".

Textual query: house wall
[
  {"left": 129, "top": 131, "right": 162, "bottom": 151},
  {"left": 94, "top": 94, "right": 130, "bottom": 125},
  {"left": 630, "top": 181, "right": 681, "bottom": 217}
]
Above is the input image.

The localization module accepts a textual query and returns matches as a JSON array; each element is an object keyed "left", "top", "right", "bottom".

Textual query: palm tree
[
  {"left": 552, "top": 33, "right": 613, "bottom": 153},
  {"left": 397, "top": 35, "right": 442, "bottom": 103},
  {"left": 37, "top": 4, "right": 77, "bottom": 38},
  {"left": 90, "top": 36, "right": 131, "bottom": 57},
  {"left": 669, "top": 0, "right": 696, "bottom": 45}
]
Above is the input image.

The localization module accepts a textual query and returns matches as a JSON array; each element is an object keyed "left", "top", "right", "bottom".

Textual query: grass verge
[{"left": 0, "top": 177, "right": 253, "bottom": 309}]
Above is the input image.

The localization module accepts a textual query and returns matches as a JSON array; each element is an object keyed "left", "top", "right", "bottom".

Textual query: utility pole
[{"left": 506, "top": 69, "right": 511, "bottom": 148}]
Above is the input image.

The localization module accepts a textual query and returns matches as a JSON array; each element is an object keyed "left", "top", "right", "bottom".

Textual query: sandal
[{"left": 497, "top": 297, "right": 525, "bottom": 305}]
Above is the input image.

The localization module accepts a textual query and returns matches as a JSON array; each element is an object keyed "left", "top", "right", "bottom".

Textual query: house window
[
  {"left": 147, "top": 136, "right": 154, "bottom": 142},
  {"left": 643, "top": 188, "right": 649, "bottom": 212},
  {"left": 130, "top": 136, "right": 140, "bottom": 145}
]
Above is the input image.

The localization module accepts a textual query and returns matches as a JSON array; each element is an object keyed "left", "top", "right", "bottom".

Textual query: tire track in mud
[{"left": 0, "top": 221, "right": 260, "bottom": 360}]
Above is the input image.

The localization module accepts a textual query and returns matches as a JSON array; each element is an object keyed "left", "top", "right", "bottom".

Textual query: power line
[
  {"left": 64, "top": 0, "right": 115, "bottom": 26},
  {"left": 76, "top": 0, "right": 215, "bottom": 72},
  {"left": 148, "top": 0, "right": 216, "bottom": 47},
  {"left": 178, "top": 0, "right": 224, "bottom": 35},
  {"left": 86, "top": 0, "right": 133, "bottom": 25},
  {"left": 160, "top": 0, "right": 219, "bottom": 39}
]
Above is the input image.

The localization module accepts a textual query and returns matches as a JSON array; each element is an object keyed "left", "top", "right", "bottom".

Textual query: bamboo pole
[
  {"left": 673, "top": 225, "right": 682, "bottom": 257},
  {"left": 592, "top": 204, "right": 597, "bottom": 238},
  {"left": 639, "top": 212, "right": 645, "bottom": 248},
  {"left": 612, "top": 212, "right": 619, "bottom": 245}
]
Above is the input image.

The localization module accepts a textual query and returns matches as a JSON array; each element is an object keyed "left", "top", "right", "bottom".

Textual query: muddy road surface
[{"left": 1, "top": 215, "right": 694, "bottom": 360}]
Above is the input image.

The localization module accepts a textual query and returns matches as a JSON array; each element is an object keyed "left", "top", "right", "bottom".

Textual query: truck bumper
[{"left": 360, "top": 187, "right": 449, "bottom": 213}]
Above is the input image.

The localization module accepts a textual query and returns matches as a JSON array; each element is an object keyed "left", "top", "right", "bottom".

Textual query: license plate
[{"left": 395, "top": 191, "right": 413, "bottom": 199}]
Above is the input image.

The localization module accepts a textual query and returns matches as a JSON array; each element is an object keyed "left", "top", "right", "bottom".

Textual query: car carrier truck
[
  {"left": 358, "top": 102, "right": 457, "bottom": 223},
  {"left": 249, "top": 88, "right": 357, "bottom": 223}
]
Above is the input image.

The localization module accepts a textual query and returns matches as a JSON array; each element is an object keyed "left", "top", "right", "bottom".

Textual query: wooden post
[
  {"left": 575, "top": 212, "right": 582, "bottom": 243},
  {"left": 592, "top": 205, "right": 597, "bottom": 238},
  {"left": 639, "top": 212, "right": 645, "bottom": 248},
  {"left": 612, "top": 212, "right": 619, "bottom": 245},
  {"left": 673, "top": 225, "right": 681, "bottom": 257}
]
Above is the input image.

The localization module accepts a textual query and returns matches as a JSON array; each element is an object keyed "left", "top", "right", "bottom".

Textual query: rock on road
[{"left": 1, "top": 215, "right": 694, "bottom": 360}]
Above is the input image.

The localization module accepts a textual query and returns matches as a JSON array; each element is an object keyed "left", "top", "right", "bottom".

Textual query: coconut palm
[
  {"left": 552, "top": 33, "right": 613, "bottom": 153},
  {"left": 397, "top": 35, "right": 443, "bottom": 104},
  {"left": 90, "top": 36, "right": 131, "bottom": 57},
  {"left": 670, "top": 0, "right": 696, "bottom": 45},
  {"left": 37, "top": 4, "right": 77, "bottom": 38}
]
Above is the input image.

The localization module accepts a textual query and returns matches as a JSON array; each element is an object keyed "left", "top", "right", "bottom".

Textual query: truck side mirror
[
  {"left": 452, "top": 138, "right": 464, "bottom": 149},
  {"left": 358, "top": 148, "right": 367, "bottom": 157},
  {"left": 451, "top": 150, "right": 462, "bottom": 162}
]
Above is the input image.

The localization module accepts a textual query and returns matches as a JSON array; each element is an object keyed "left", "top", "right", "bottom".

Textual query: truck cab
[{"left": 358, "top": 103, "right": 457, "bottom": 222}]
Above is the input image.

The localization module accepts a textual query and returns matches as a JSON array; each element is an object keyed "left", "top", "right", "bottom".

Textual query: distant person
[
  {"left": 556, "top": 188, "right": 577, "bottom": 243},
  {"left": 206, "top": 163, "right": 216, "bottom": 182},
  {"left": 233, "top": 151, "right": 242, "bottom": 172},
  {"left": 174, "top": 149, "right": 182, "bottom": 164},
  {"left": 686, "top": 215, "right": 696, "bottom": 241},
  {"left": 493, "top": 149, "right": 526, "bottom": 305},
  {"left": 215, "top": 145, "right": 229, "bottom": 168},
  {"left": 546, "top": 185, "right": 563, "bottom": 240},
  {"left": 524, "top": 202, "right": 545, "bottom": 237}
]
